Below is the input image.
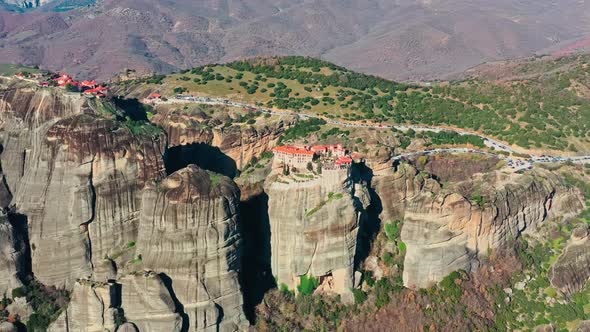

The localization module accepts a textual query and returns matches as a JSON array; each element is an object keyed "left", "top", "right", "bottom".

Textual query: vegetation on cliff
[{"left": 117, "top": 54, "right": 590, "bottom": 152}]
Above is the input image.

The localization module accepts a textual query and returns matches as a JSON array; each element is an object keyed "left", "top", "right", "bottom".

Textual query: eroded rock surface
[
  {"left": 138, "top": 165, "right": 247, "bottom": 331},
  {"left": 120, "top": 272, "right": 183, "bottom": 332},
  {"left": 372, "top": 164, "right": 584, "bottom": 288},
  {"left": 0, "top": 211, "right": 27, "bottom": 297},
  {"left": 48, "top": 280, "right": 117, "bottom": 332},
  {"left": 265, "top": 170, "right": 370, "bottom": 298},
  {"left": 152, "top": 108, "right": 289, "bottom": 169},
  {"left": 550, "top": 225, "right": 590, "bottom": 295},
  {"left": 1, "top": 86, "right": 246, "bottom": 331}
]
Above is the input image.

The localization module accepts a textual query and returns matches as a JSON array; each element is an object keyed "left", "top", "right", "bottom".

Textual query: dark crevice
[
  {"left": 158, "top": 272, "right": 190, "bottom": 332},
  {"left": 164, "top": 143, "right": 237, "bottom": 178},
  {"left": 214, "top": 303, "right": 224, "bottom": 332},
  {"left": 6, "top": 209, "right": 32, "bottom": 282},
  {"left": 238, "top": 192, "right": 275, "bottom": 324},
  {"left": 20, "top": 149, "right": 26, "bottom": 178},
  {"left": 351, "top": 162, "right": 382, "bottom": 271},
  {"left": 82, "top": 158, "right": 97, "bottom": 271}
]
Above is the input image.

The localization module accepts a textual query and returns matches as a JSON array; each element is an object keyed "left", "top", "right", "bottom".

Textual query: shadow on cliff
[
  {"left": 6, "top": 210, "right": 33, "bottom": 282},
  {"left": 158, "top": 273, "right": 190, "bottom": 332},
  {"left": 112, "top": 97, "right": 150, "bottom": 122},
  {"left": 164, "top": 143, "right": 238, "bottom": 179},
  {"left": 238, "top": 192, "right": 275, "bottom": 324},
  {"left": 352, "top": 162, "right": 383, "bottom": 271}
]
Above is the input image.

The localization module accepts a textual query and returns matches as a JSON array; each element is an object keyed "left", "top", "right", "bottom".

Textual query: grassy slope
[
  {"left": 117, "top": 55, "right": 590, "bottom": 152},
  {"left": 0, "top": 64, "right": 42, "bottom": 76}
]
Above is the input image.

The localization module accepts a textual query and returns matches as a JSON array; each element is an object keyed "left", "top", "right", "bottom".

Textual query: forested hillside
[{"left": 118, "top": 54, "right": 590, "bottom": 152}]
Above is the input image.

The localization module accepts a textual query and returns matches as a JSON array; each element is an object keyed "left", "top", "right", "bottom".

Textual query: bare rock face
[
  {"left": 0, "top": 322, "right": 16, "bottom": 332},
  {"left": 138, "top": 165, "right": 247, "bottom": 331},
  {"left": 265, "top": 172, "right": 370, "bottom": 298},
  {"left": 120, "top": 272, "right": 183, "bottom": 332},
  {"left": 0, "top": 173, "right": 12, "bottom": 209},
  {"left": 49, "top": 272, "right": 183, "bottom": 332},
  {"left": 372, "top": 164, "right": 584, "bottom": 288},
  {"left": 48, "top": 280, "right": 117, "bottom": 332},
  {"left": 550, "top": 225, "right": 590, "bottom": 295},
  {"left": 0, "top": 87, "right": 86, "bottom": 196},
  {"left": 576, "top": 321, "right": 590, "bottom": 332},
  {"left": 0, "top": 211, "right": 27, "bottom": 297},
  {"left": 10, "top": 113, "right": 165, "bottom": 288},
  {"left": 116, "top": 323, "right": 139, "bottom": 332},
  {"left": 0, "top": 87, "right": 167, "bottom": 288},
  {"left": 152, "top": 108, "right": 288, "bottom": 169}
]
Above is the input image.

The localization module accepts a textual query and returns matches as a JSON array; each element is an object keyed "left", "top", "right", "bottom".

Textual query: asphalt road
[{"left": 164, "top": 95, "right": 590, "bottom": 169}]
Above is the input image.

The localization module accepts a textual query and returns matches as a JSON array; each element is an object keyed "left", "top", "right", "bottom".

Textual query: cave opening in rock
[
  {"left": 163, "top": 143, "right": 238, "bottom": 178},
  {"left": 238, "top": 191, "right": 276, "bottom": 324}
]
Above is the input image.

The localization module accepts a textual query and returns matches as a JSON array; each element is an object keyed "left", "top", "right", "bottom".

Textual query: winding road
[{"left": 161, "top": 95, "right": 590, "bottom": 169}]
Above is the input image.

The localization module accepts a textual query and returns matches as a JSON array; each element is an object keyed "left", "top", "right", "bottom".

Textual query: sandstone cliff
[
  {"left": 0, "top": 211, "right": 27, "bottom": 297},
  {"left": 138, "top": 165, "right": 247, "bottom": 331},
  {"left": 48, "top": 280, "right": 117, "bottom": 332},
  {"left": 7, "top": 111, "right": 165, "bottom": 287},
  {"left": 49, "top": 272, "right": 183, "bottom": 332},
  {"left": 119, "top": 272, "right": 183, "bottom": 332},
  {"left": 265, "top": 170, "right": 370, "bottom": 299},
  {"left": 371, "top": 164, "right": 584, "bottom": 288},
  {"left": 550, "top": 225, "right": 590, "bottom": 296},
  {"left": 1, "top": 86, "right": 247, "bottom": 331},
  {"left": 47, "top": 165, "right": 248, "bottom": 332},
  {"left": 152, "top": 108, "right": 289, "bottom": 170}
]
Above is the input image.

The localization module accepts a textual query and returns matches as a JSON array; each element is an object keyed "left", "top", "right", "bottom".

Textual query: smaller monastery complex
[
  {"left": 272, "top": 144, "right": 353, "bottom": 171},
  {"left": 13, "top": 71, "right": 108, "bottom": 97}
]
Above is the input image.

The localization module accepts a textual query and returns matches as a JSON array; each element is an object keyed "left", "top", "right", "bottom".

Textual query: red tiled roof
[
  {"left": 81, "top": 80, "right": 97, "bottom": 87},
  {"left": 311, "top": 144, "right": 345, "bottom": 151},
  {"left": 84, "top": 86, "right": 108, "bottom": 94},
  {"left": 335, "top": 156, "right": 353, "bottom": 165},
  {"left": 148, "top": 93, "right": 162, "bottom": 98},
  {"left": 273, "top": 145, "right": 315, "bottom": 156}
]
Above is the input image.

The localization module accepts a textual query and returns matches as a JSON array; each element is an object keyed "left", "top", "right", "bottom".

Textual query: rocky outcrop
[
  {"left": 265, "top": 171, "right": 370, "bottom": 299},
  {"left": 152, "top": 108, "right": 289, "bottom": 169},
  {"left": 372, "top": 164, "right": 584, "bottom": 288},
  {"left": 10, "top": 113, "right": 165, "bottom": 288},
  {"left": 0, "top": 173, "right": 11, "bottom": 209},
  {"left": 1, "top": 86, "right": 249, "bottom": 331},
  {"left": 119, "top": 272, "right": 183, "bottom": 332},
  {"left": 49, "top": 272, "right": 183, "bottom": 332},
  {"left": 0, "top": 211, "right": 27, "bottom": 297},
  {"left": 0, "top": 87, "right": 87, "bottom": 196},
  {"left": 138, "top": 165, "right": 247, "bottom": 331},
  {"left": 48, "top": 280, "right": 117, "bottom": 332},
  {"left": 550, "top": 225, "right": 590, "bottom": 295}
]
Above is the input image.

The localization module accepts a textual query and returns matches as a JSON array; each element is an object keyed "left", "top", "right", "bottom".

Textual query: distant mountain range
[{"left": 1, "top": 0, "right": 589, "bottom": 81}]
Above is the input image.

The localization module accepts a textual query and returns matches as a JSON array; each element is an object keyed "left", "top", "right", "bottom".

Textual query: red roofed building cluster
[
  {"left": 273, "top": 145, "right": 316, "bottom": 169},
  {"left": 273, "top": 143, "right": 353, "bottom": 171},
  {"left": 311, "top": 144, "right": 347, "bottom": 158},
  {"left": 41, "top": 72, "right": 107, "bottom": 97},
  {"left": 335, "top": 156, "right": 353, "bottom": 166}
]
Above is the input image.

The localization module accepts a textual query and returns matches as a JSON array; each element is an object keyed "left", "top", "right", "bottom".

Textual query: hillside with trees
[{"left": 119, "top": 54, "right": 590, "bottom": 152}]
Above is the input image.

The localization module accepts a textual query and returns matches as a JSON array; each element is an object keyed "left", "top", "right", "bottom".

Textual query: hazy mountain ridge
[{"left": 1, "top": 0, "right": 589, "bottom": 80}]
